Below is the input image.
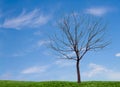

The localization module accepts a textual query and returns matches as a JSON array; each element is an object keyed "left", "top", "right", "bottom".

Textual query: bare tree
[{"left": 50, "top": 13, "right": 109, "bottom": 83}]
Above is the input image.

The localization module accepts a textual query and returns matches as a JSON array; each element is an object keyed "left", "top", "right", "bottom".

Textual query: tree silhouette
[{"left": 50, "top": 13, "right": 109, "bottom": 83}]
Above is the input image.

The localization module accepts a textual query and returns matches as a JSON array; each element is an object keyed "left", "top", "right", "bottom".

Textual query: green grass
[{"left": 0, "top": 80, "right": 120, "bottom": 87}]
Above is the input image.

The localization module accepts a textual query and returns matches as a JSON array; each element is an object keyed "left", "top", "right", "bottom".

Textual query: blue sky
[{"left": 0, "top": 0, "right": 120, "bottom": 81}]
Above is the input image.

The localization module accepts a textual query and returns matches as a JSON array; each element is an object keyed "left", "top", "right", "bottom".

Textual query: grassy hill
[{"left": 0, "top": 80, "right": 120, "bottom": 87}]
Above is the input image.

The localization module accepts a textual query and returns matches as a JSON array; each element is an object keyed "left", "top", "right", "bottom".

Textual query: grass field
[{"left": 0, "top": 80, "right": 120, "bottom": 87}]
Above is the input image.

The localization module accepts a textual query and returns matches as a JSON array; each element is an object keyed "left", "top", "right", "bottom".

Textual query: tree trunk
[{"left": 76, "top": 60, "right": 81, "bottom": 83}]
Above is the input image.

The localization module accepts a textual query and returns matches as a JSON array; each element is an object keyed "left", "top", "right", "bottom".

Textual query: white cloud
[
  {"left": 37, "top": 40, "right": 50, "bottom": 47},
  {"left": 83, "top": 63, "right": 120, "bottom": 81},
  {"left": 67, "top": 52, "right": 76, "bottom": 58},
  {"left": 0, "top": 73, "right": 12, "bottom": 80},
  {"left": 11, "top": 40, "right": 50, "bottom": 57},
  {"left": 0, "top": 9, "right": 50, "bottom": 29},
  {"left": 55, "top": 60, "right": 74, "bottom": 67},
  {"left": 115, "top": 53, "right": 120, "bottom": 57},
  {"left": 85, "top": 7, "right": 111, "bottom": 16},
  {"left": 21, "top": 66, "right": 48, "bottom": 74},
  {"left": 57, "top": 52, "right": 76, "bottom": 60},
  {"left": 83, "top": 63, "right": 108, "bottom": 78},
  {"left": 108, "top": 71, "right": 120, "bottom": 80}
]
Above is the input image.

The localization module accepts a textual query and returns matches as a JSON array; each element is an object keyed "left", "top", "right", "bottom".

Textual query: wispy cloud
[
  {"left": 55, "top": 60, "right": 74, "bottom": 67},
  {"left": 37, "top": 40, "right": 50, "bottom": 47},
  {"left": 115, "top": 53, "right": 120, "bottom": 57},
  {"left": 83, "top": 63, "right": 120, "bottom": 80},
  {"left": 0, "top": 9, "right": 50, "bottom": 29},
  {"left": 11, "top": 39, "right": 50, "bottom": 58},
  {"left": 85, "top": 7, "right": 111, "bottom": 16},
  {"left": 0, "top": 73, "right": 12, "bottom": 80},
  {"left": 21, "top": 66, "right": 48, "bottom": 74},
  {"left": 83, "top": 63, "right": 108, "bottom": 78}
]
